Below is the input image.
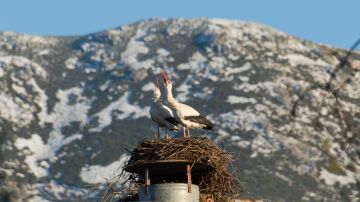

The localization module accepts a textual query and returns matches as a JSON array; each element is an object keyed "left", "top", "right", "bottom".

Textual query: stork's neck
[
  {"left": 165, "top": 88, "right": 177, "bottom": 107},
  {"left": 152, "top": 94, "right": 161, "bottom": 103}
]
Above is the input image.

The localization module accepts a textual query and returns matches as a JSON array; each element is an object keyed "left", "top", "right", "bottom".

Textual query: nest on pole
[{"left": 114, "top": 137, "right": 242, "bottom": 201}]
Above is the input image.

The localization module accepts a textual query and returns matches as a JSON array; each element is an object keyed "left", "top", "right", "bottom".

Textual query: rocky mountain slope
[{"left": 0, "top": 19, "right": 359, "bottom": 201}]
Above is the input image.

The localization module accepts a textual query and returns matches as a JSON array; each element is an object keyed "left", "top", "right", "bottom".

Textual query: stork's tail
[{"left": 203, "top": 119, "right": 214, "bottom": 130}]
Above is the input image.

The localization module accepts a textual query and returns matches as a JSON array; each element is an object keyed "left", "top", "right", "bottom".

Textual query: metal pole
[{"left": 186, "top": 164, "right": 192, "bottom": 193}]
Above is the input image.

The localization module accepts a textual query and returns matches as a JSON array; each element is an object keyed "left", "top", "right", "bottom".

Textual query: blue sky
[{"left": 0, "top": 0, "right": 359, "bottom": 49}]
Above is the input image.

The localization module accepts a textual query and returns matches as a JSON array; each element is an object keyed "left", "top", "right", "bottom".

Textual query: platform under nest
[{"left": 105, "top": 137, "right": 243, "bottom": 202}]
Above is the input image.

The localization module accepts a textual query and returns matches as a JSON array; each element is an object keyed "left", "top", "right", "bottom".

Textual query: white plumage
[
  {"left": 161, "top": 72, "right": 214, "bottom": 137},
  {"left": 149, "top": 78, "right": 179, "bottom": 138}
]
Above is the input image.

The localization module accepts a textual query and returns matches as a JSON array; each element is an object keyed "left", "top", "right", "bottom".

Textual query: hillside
[{"left": 0, "top": 19, "right": 359, "bottom": 201}]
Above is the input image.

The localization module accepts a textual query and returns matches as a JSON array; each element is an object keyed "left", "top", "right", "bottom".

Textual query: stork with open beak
[
  {"left": 149, "top": 77, "right": 179, "bottom": 138},
  {"left": 161, "top": 72, "right": 214, "bottom": 137}
]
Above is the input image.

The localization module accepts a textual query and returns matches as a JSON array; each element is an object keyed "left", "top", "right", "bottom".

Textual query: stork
[
  {"left": 161, "top": 72, "right": 214, "bottom": 137},
  {"left": 149, "top": 77, "right": 179, "bottom": 138}
]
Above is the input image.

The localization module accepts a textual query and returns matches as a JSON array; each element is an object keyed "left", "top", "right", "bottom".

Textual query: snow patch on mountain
[
  {"left": 0, "top": 56, "right": 47, "bottom": 78},
  {"left": 320, "top": 168, "right": 357, "bottom": 186},
  {"left": 281, "top": 54, "right": 329, "bottom": 68},
  {"left": 142, "top": 82, "right": 155, "bottom": 92},
  {"left": 224, "top": 62, "right": 252, "bottom": 77},
  {"left": 43, "top": 87, "right": 91, "bottom": 127},
  {"left": 65, "top": 57, "right": 78, "bottom": 70},
  {"left": 27, "top": 181, "right": 92, "bottom": 202},
  {"left": 121, "top": 23, "right": 154, "bottom": 70},
  {"left": 157, "top": 48, "right": 170, "bottom": 57},
  {"left": 15, "top": 133, "right": 82, "bottom": 177},
  {"left": 12, "top": 87, "right": 90, "bottom": 177},
  {"left": 177, "top": 52, "right": 207, "bottom": 70},
  {"left": 90, "top": 91, "right": 149, "bottom": 132},
  {"left": 227, "top": 95, "right": 257, "bottom": 104},
  {"left": 0, "top": 56, "right": 48, "bottom": 127},
  {"left": 80, "top": 154, "right": 129, "bottom": 184},
  {"left": 0, "top": 92, "right": 34, "bottom": 127}
]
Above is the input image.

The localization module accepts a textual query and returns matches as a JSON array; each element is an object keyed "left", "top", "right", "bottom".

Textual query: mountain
[{"left": 0, "top": 18, "right": 359, "bottom": 201}]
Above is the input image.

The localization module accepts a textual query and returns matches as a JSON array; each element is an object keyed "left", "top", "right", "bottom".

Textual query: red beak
[
  {"left": 156, "top": 77, "right": 160, "bottom": 88},
  {"left": 161, "top": 71, "right": 169, "bottom": 83}
]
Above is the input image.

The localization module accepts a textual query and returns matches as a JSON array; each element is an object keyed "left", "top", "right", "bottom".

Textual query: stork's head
[
  {"left": 161, "top": 71, "right": 173, "bottom": 92},
  {"left": 153, "top": 77, "right": 161, "bottom": 100}
]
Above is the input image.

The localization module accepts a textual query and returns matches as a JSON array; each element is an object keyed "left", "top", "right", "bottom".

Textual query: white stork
[
  {"left": 161, "top": 72, "right": 214, "bottom": 137},
  {"left": 149, "top": 77, "right": 179, "bottom": 138}
]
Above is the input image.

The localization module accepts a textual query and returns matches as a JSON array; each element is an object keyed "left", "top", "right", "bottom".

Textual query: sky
[{"left": 0, "top": 0, "right": 359, "bottom": 49}]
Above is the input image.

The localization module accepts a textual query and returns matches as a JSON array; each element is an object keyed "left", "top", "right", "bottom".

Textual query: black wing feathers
[
  {"left": 184, "top": 115, "right": 214, "bottom": 130},
  {"left": 165, "top": 117, "right": 179, "bottom": 126}
]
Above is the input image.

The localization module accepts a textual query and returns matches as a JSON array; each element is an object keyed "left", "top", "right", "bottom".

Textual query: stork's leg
[
  {"left": 157, "top": 126, "right": 160, "bottom": 138},
  {"left": 166, "top": 128, "right": 169, "bottom": 139},
  {"left": 183, "top": 126, "right": 186, "bottom": 138},
  {"left": 186, "top": 126, "right": 190, "bottom": 137}
]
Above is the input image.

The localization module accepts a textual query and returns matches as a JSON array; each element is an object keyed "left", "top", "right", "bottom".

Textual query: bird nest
[{"left": 107, "top": 137, "right": 242, "bottom": 202}]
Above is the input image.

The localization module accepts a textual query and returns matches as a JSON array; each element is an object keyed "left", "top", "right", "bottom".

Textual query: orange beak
[{"left": 161, "top": 71, "right": 169, "bottom": 83}]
